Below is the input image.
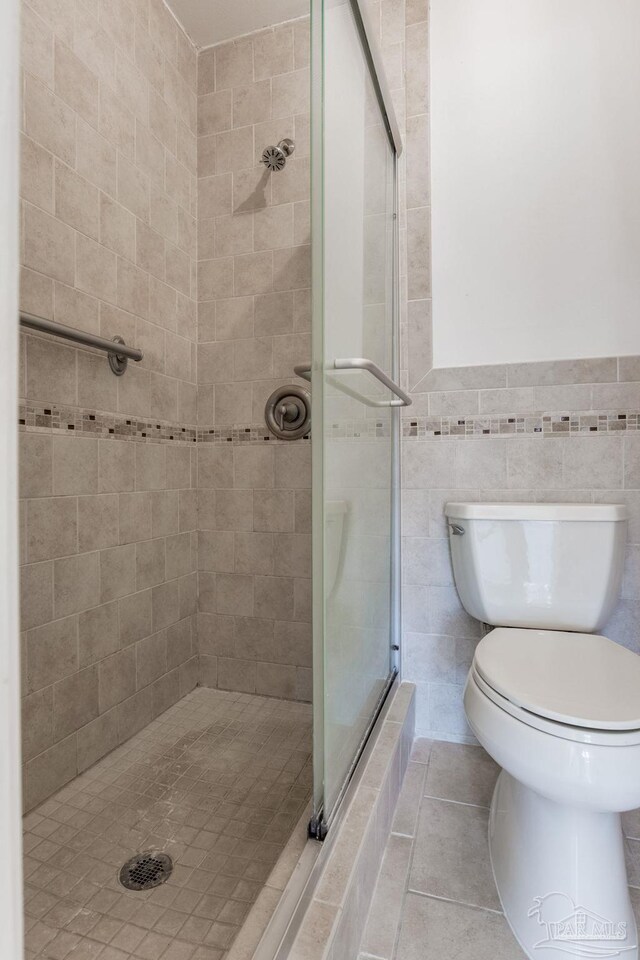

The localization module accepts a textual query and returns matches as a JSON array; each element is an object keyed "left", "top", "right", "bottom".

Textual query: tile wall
[
  {"left": 402, "top": 360, "right": 640, "bottom": 741},
  {"left": 19, "top": 0, "right": 200, "bottom": 810},
  {"left": 195, "top": 21, "right": 313, "bottom": 701},
  {"left": 383, "top": 0, "right": 640, "bottom": 742}
]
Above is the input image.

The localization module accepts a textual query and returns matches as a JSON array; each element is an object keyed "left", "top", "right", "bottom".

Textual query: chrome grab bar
[
  {"left": 20, "top": 312, "right": 144, "bottom": 376},
  {"left": 294, "top": 358, "right": 412, "bottom": 408}
]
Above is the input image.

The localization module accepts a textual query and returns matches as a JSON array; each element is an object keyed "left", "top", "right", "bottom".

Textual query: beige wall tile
[
  {"left": 54, "top": 160, "right": 100, "bottom": 239},
  {"left": 233, "top": 166, "right": 272, "bottom": 212},
  {"left": 54, "top": 281, "right": 100, "bottom": 332},
  {"left": 77, "top": 350, "right": 119, "bottom": 410},
  {"left": 119, "top": 588, "right": 153, "bottom": 646},
  {"left": 406, "top": 20, "right": 429, "bottom": 118},
  {"left": 254, "top": 204, "right": 294, "bottom": 252},
  {"left": 216, "top": 125, "right": 254, "bottom": 174},
  {"left": 256, "top": 661, "right": 296, "bottom": 699},
  {"left": 166, "top": 531, "right": 192, "bottom": 579},
  {"left": 73, "top": 4, "right": 115, "bottom": 85},
  {"left": 100, "top": 543, "right": 136, "bottom": 601},
  {"left": 233, "top": 80, "right": 272, "bottom": 129},
  {"left": 151, "top": 489, "right": 180, "bottom": 537},
  {"left": 22, "top": 686, "right": 53, "bottom": 762},
  {"left": 20, "top": 432, "right": 52, "bottom": 498},
  {"left": 254, "top": 291, "right": 293, "bottom": 337},
  {"left": 21, "top": 134, "right": 54, "bottom": 213},
  {"left": 23, "top": 201, "right": 75, "bottom": 285},
  {"left": 271, "top": 70, "right": 309, "bottom": 119},
  {"left": 53, "top": 664, "right": 99, "bottom": 740},
  {"left": 273, "top": 245, "right": 310, "bottom": 292},
  {"left": 24, "top": 74, "right": 76, "bottom": 166},
  {"left": 136, "top": 442, "right": 167, "bottom": 490},
  {"left": 21, "top": 560, "right": 54, "bottom": 638},
  {"left": 98, "top": 440, "right": 136, "bottom": 494},
  {"left": 78, "top": 493, "right": 119, "bottom": 553},
  {"left": 21, "top": 3, "right": 54, "bottom": 87},
  {"left": 271, "top": 157, "right": 309, "bottom": 206},
  {"left": 78, "top": 600, "right": 119, "bottom": 666},
  {"left": 53, "top": 552, "right": 100, "bottom": 617},
  {"left": 77, "top": 117, "right": 117, "bottom": 196},
  {"left": 152, "top": 579, "right": 181, "bottom": 629},
  {"left": 100, "top": 194, "right": 136, "bottom": 260},
  {"left": 24, "top": 733, "right": 76, "bottom": 811},
  {"left": 77, "top": 709, "right": 119, "bottom": 771},
  {"left": 20, "top": 268, "right": 53, "bottom": 322},
  {"left": 215, "top": 39, "right": 253, "bottom": 90},
  {"left": 165, "top": 241, "right": 191, "bottom": 295},
  {"left": 117, "top": 255, "right": 150, "bottom": 317},
  {"left": 117, "top": 685, "right": 153, "bottom": 741},
  {"left": 293, "top": 19, "right": 310, "bottom": 69},
  {"left": 218, "top": 656, "right": 256, "bottom": 693},
  {"left": 26, "top": 496, "right": 77, "bottom": 562},
  {"left": 20, "top": 0, "right": 201, "bottom": 805},
  {"left": 254, "top": 27, "right": 294, "bottom": 80},
  {"left": 99, "top": 646, "right": 136, "bottom": 711},
  {"left": 53, "top": 436, "right": 98, "bottom": 495},
  {"left": 26, "top": 614, "right": 78, "bottom": 692},
  {"left": 54, "top": 38, "right": 99, "bottom": 125},
  {"left": 136, "top": 631, "right": 167, "bottom": 687},
  {"left": 136, "top": 537, "right": 166, "bottom": 590},
  {"left": 76, "top": 234, "right": 118, "bottom": 303},
  {"left": 234, "top": 252, "right": 273, "bottom": 297},
  {"left": 199, "top": 172, "right": 233, "bottom": 219}
]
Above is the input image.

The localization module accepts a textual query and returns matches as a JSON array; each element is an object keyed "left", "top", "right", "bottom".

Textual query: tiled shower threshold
[{"left": 22, "top": 688, "right": 312, "bottom": 960}]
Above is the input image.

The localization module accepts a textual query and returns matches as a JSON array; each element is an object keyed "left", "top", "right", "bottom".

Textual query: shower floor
[{"left": 22, "top": 688, "right": 312, "bottom": 960}]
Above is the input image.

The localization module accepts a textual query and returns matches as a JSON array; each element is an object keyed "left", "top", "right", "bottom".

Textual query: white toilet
[{"left": 445, "top": 502, "right": 640, "bottom": 960}]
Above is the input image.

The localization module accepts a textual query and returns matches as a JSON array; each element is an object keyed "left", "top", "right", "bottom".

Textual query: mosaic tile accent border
[
  {"left": 402, "top": 411, "right": 640, "bottom": 439},
  {"left": 200, "top": 411, "right": 640, "bottom": 443},
  {"left": 18, "top": 406, "right": 640, "bottom": 445},
  {"left": 198, "top": 425, "right": 311, "bottom": 444},
  {"left": 19, "top": 402, "right": 197, "bottom": 444}
]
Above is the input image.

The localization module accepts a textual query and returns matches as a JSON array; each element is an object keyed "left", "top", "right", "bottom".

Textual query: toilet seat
[{"left": 472, "top": 627, "right": 640, "bottom": 742}]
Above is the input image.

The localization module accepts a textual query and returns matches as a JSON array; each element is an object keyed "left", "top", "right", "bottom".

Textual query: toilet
[{"left": 445, "top": 502, "right": 640, "bottom": 960}]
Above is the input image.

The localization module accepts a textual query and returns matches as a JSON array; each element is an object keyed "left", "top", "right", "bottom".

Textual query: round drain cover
[{"left": 119, "top": 852, "right": 173, "bottom": 891}]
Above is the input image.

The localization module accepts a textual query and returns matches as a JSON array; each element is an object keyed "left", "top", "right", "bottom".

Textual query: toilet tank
[{"left": 445, "top": 502, "right": 628, "bottom": 632}]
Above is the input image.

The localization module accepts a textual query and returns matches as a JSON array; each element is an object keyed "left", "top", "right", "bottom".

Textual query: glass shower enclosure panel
[{"left": 310, "top": 0, "right": 404, "bottom": 835}]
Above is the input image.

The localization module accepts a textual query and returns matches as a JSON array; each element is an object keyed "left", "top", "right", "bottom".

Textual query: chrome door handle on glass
[{"left": 293, "top": 358, "right": 412, "bottom": 408}]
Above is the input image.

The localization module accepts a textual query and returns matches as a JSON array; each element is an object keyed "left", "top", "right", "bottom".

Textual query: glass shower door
[{"left": 309, "top": 0, "right": 405, "bottom": 836}]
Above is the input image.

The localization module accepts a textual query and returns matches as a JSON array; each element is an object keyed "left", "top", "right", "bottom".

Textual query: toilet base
[{"left": 490, "top": 771, "right": 638, "bottom": 960}]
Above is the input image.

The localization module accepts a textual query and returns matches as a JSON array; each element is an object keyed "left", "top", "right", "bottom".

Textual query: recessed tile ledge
[{"left": 283, "top": 681, "right": 416, "bottom": 960}]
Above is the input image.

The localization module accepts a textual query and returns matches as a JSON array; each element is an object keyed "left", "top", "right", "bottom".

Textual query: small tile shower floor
[
  {"left": 22, "top": 688, "right": 312, "bottom": 960},
  {"left": 359, "top": 739, "right": 640, "bottom": 960}
]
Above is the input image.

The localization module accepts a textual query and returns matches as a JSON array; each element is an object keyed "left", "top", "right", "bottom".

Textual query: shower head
[{"left": 261, "top": 138, "right": 295, "bottom": 172}]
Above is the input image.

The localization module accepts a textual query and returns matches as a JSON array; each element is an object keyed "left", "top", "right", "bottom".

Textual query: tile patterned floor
[
  {"left": 22, "top": 688, "right": 312, "bottom": 960},
  {"left": 359, "top": 739, "right": 640, "bottom": 960}
]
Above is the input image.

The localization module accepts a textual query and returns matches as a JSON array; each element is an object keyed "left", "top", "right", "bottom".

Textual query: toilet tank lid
[{"left": 444, "top": 502, "right": 628, "bottom": 522}]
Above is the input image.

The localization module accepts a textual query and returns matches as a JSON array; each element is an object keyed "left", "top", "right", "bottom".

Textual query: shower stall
[{"left": 11, "top": 0, "right": 408, "bottom": 954}]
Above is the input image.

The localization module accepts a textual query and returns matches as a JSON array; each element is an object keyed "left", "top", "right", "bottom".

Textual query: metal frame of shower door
[{"left": 309, "top": 0, "right": 404, "bottom": 840}]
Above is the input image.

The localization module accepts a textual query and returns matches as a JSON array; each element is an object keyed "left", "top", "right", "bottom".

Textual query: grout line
[
  {"left": 421, "top": 793, "right": 491, "bottom": 810},
  {"left": 405, "top": 889, "right": 505, "bottom": 916}
]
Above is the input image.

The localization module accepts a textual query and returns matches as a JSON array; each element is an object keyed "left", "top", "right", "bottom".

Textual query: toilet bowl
[{"left": 445, "top": 502, "right": 640, "bottom": 960}]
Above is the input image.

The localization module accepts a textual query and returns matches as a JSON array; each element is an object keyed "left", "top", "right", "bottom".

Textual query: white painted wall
[
  {"left": 0, "top": 0, "right": 23, "bottom": 954},
  {"left": 431, "top": 0, "right": 640, "bottom": 368}
]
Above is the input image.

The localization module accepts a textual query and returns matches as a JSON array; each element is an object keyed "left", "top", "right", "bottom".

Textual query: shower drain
[{"left": 119, "top": 852, "right": 173, "bottom": 891}]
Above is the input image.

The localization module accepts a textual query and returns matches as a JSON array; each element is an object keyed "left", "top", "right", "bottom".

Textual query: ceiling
[{"left": 166, "top": 0, "right": 310, "bottom": 48}]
